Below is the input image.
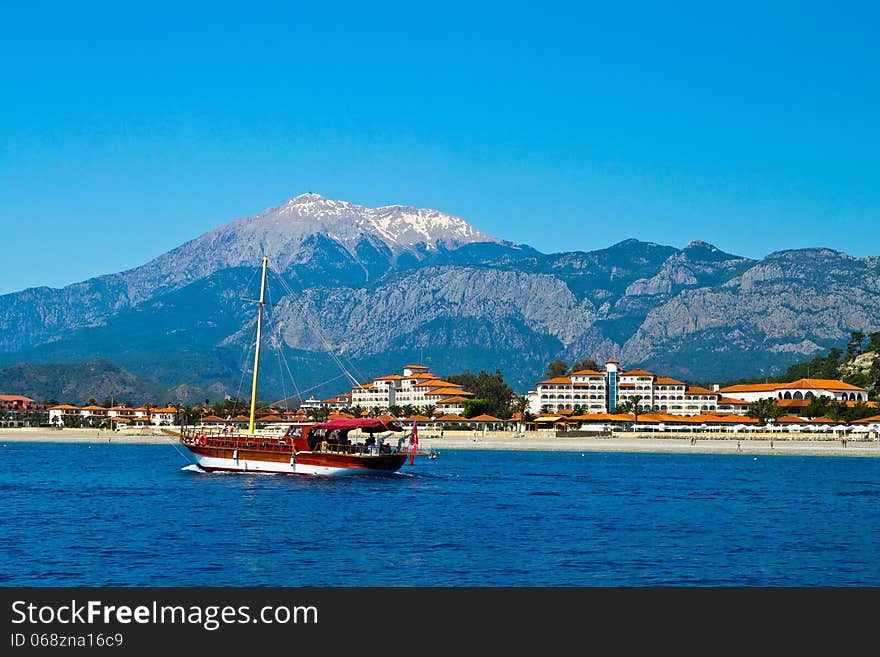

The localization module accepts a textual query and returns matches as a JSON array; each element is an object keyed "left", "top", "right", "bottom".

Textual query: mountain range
[{"left": 2, "top": 193, "right": 879, "bottom": 404}]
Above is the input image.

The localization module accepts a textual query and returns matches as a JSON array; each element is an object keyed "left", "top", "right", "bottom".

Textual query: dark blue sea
[{"left": 2, "top": 442, "right": 879, "bottom": 587}]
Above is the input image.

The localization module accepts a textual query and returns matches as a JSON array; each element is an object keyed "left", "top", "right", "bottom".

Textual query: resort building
[
  {"left": 47, "top": 404, "right": 180, "bottom": 427},
  {"left": 349, "top": 365, "right": 472, "bottom": 415},
  {"left": 717, "top": 379, "right": 869, "bottom": 404},
  {"left": 301, "top": 393, "right": 351, "bottom": 412},
  {"left": 0, "top": 394, "right": 45, "bottom": 426},
  {"left": 530, "top": 364, "right": 870, "bottom": 418},
  {"left": 530, "top": 362, "right": 718, "bottom": 416}
]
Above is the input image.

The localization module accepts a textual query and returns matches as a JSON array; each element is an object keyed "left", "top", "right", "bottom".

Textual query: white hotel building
[
  {"left": 48, "top": 404, "right": 179, "bottom": 427},
  {"left": 349, "top": 365, "right": 472, "bottom": 415},
  {"left": 528, "top": 361, "right": 868, "bottom": 418}
]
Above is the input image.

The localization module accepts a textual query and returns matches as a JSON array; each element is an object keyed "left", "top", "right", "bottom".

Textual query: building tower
[{"left": 605, "top": 360, "right": 619, "bottom": 412}]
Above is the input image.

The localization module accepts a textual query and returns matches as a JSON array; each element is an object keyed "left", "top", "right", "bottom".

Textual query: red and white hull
[{"left": 187, "top": 445, "right": 408, "bottom": 476}]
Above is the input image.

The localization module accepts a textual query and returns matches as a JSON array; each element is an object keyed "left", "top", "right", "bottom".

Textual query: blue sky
[{"left": 1, "top": 1, "right": 878, "bottom": 294}]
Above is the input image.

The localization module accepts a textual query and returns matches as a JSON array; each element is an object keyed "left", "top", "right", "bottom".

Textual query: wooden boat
[
  {"left": 179, "top": 256, "right": 421, "bottom": 475},
  {"left": 180, "top": 416, "right": 412, "bottom": 475}
]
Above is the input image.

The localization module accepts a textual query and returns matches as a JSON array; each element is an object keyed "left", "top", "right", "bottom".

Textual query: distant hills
[{"left": 1, "top": 193, "right": 879, "bottom": 404}]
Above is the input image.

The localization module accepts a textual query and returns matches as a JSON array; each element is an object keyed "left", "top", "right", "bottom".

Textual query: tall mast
[{"left": 248, "top": 256, "right": 269, "bottom": 434}]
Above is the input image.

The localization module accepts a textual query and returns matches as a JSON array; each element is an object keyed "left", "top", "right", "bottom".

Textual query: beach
[{"left": 2, "top": 427, "right": 878, "bottom": 457}]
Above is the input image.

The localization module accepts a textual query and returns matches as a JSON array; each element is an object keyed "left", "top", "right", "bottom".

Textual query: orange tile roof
[
  {"left": 50, "top": 404, "right": 80, "bottom": 410},
  {"left": 622, "top": 369, "right": 654, "bottom": 376},
  {"left": 0, "top": 394, "right": 36, "bottom": 402},
  {"left": 571, "top": 369, "right": 603, "bottom": 376},
  {"left": 685, "top": 413, "right": 726, "bottom": 422},
  {"left": 686, "top": 386, "right": 716, "bottom": 395},
  {"left": 655, "top": 377, "right": 685, "bottom": 385},
  {"left": 720, "top": 378, "right": 866, "bottom": 393},
  {"left": 415, "top": 380, "right": 462, "bottom": 388},
  {"left": 470, "top": 414, "right": 503, "bottom": 422},
  {"left": 718, "top": 383, "right": 778, "bottom": 393},
  {"left": 853, "top": 415, "right": 880, "bottom": 423},
  {"left": 713, "top": 414, "right": 759, "bottom": 423},
  {"left": 718, "top": 397, "right": 750, "bottom": 404},
  {"left": 437, "top": 396, "right": 468, "bottom": 404},
  {"left": 571, "top": 412, "right": 618, "bottom": 421},
  {"left": 789, "top": 378, "right": 865, "bottom": 391},
  {"left": 636, "top": 412, "right": 687, "bottom": 423},
  {"left": 375, "top": 374, "right": 405, "bottom": 380},
  {"left": 426, "top": 388, "right": 473, "bottom": 397},
  {"left": 538, "top": 377, "right": 572, "bottom": 385}
]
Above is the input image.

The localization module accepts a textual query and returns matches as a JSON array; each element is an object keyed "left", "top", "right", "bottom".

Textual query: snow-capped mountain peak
[{"left": 247, "top": 193, "right": 500, "bottom": 252}]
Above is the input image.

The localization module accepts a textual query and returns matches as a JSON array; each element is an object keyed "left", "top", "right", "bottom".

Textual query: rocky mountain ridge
[{"left": 1, "top": 195, "right": 879, "bottom": 402}]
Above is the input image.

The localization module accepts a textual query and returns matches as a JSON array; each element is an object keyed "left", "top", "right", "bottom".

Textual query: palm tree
[
  {"left": 746, "top": 398, "right": 783, "bottom": 425},
  {"left": 511, "top": 395, "right": 530, "bottom": 434},
  {"left": 628, "top": 394, "right": 645, "bottom": 423}
]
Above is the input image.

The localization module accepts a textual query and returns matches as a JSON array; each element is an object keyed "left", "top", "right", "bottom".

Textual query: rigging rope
[{"left": 270, "top": 267, "right": 366, "bottom": 390}]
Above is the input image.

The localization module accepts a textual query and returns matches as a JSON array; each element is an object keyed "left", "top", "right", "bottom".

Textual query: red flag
[{"left": 409, "top": 418, "right": 418, "bottom": 465}]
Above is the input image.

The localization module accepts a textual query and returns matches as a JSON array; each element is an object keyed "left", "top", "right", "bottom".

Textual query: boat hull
[{"left": 184, "top": 444, "right": 408, "bottom": 476}]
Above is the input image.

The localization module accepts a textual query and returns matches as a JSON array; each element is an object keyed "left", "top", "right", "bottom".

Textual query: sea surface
[{"left": 2, "top": 442, "right": 879, "bottom": 587}]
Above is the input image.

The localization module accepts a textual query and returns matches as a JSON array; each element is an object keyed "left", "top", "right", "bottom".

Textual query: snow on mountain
[
  {"left": 109, "top": 193, "right": 502, "bottom": 304},
  {"left": 229, "top": 193, "right": 499, "bottom": 255}
]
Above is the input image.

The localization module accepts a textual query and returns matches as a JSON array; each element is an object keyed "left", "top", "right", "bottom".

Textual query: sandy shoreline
[{"left": 1, "top": 427, "right": 878, "bottom": 457}]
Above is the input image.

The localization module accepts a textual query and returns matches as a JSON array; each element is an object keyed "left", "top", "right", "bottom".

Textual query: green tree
[
  {"left": 545, "top": 359, "right": 569, "bottom": 378},
  {"left": 628, "top": 394, "right": 646, "bottom": 422},
  {"left": 802, "top": 395, "right": 830, "bottom": 418},
  {"left": 846, "top": 331, "right": 866, "bottom": 359},
  {"left": 825, "top": 401, "right": 847, "bottom": 422},
  {"left": 570, "top": 358, "right": 599, "bottom": 373},
  {"left": 823, "top": 348, "right": 843, "bottom": 378},
  {"left": 510, "top": 395, "right": 531, "bottom": 434},
  {"left": 866, "top": 331, "right": 880, "bottom": 353},
  {"left": 463, "top": 399, "right": 489, "bottom": 418},
  {"left": 746, "top": 398, "right": 783, "bottom": 424},
  {"left": 446, "top": 369, "right": 515, "bottom": 418}
]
